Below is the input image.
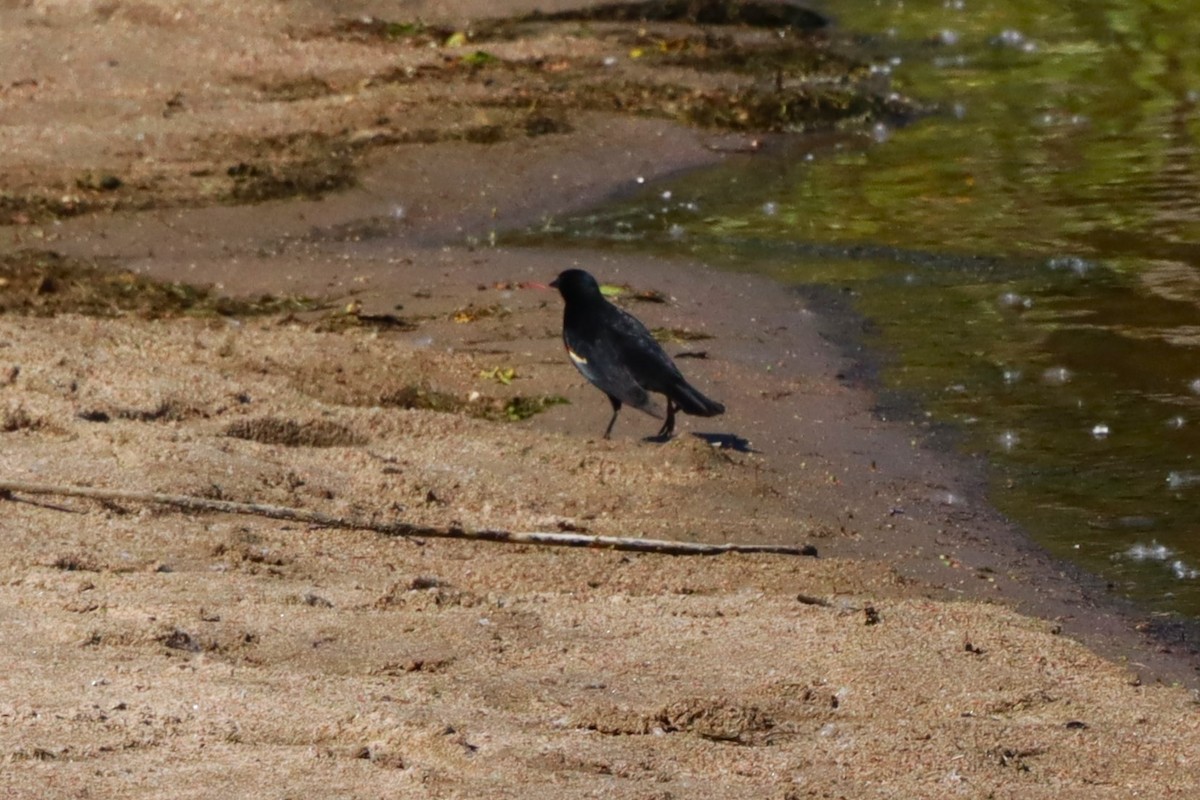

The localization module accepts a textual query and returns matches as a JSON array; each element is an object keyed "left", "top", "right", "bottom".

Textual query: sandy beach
[{"left": 2, "top": 2, "right": 1198, "bottom": 797}]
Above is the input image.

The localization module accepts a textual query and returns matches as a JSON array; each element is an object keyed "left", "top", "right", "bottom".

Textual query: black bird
[{"left": 550, "top": 268, "right": 725, "bottom": 439}]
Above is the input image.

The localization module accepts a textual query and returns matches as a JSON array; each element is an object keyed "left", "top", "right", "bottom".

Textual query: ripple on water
[
  {"left": 1166, "top": 471, "right": 1200, "bottom": 490},
  {"left": 1125, "top": 541, "right": 1173, "bottom": 561},
  {"left": 1041, "top": 366, "right": 1071, "bottom": 385},
  {"left": 1046, "top": 256, "right": 1094, "bottom": 276},
  {"left": 997, "top": 430, "right": 1020, "bottom": 450},
  {"left": 998, "top": 291, "right": 1032, "bottom": 309}
]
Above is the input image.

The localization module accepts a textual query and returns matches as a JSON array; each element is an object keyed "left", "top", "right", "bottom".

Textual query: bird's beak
[{"left": 548, "top": 277, "right": 560, "bottom": 289}]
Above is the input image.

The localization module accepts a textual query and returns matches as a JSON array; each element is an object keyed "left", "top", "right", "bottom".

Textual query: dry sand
[{"left": 2, "top": 2, "right": 1198, "bottom": 797}]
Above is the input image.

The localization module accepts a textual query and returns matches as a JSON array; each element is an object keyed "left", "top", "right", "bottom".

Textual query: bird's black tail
[{"left": 670, "top": 380, "right": 725, "bottom": 418}]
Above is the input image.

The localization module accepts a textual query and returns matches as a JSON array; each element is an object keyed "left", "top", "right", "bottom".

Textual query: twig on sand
[{"left": 0, "top": 480, "right": 818, "bottom": 558}]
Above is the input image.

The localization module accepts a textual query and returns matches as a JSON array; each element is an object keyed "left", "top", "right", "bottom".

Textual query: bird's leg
[
  {"left": 656, "top": 399, "right": 677, "bottom": 438},
  {"left": 603, "top": 396, "right": 622, "bottom": 439}
]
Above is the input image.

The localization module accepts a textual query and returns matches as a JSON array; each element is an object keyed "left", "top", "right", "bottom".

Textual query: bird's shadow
[
  {"left": 693, "top": 432, "right": 758, "bottom": 453},
  {"left": 642, "top": 431, "right": 758, "bottom": 453}
]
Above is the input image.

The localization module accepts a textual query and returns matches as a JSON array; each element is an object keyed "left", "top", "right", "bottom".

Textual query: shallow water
[{"left": 513, "top": 1, "right": 1200, "bottom": 615}]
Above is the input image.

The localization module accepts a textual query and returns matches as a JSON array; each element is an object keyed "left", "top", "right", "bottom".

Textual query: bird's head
[{"left": 550, "top": 269, "right": 602, "bottom": 302}]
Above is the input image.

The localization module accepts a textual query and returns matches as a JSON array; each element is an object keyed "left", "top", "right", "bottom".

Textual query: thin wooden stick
[{"left": 0, "top": 480, "right": 817, "bottom": 558}]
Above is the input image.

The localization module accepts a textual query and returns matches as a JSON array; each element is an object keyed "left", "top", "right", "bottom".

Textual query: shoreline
[
  {"left": 11, "top": 171, "right": 1200, "bottom": 678},
  {"left": 788, "top": 275, "right": 1200, "bottom": 685}
]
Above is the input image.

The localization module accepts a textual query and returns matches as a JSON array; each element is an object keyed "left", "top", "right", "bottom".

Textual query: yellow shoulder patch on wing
[{"left": 566, "top": 347, "right": 588, "bottom": 365}]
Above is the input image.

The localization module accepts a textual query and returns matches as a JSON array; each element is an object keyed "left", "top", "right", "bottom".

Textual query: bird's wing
[
  {"left": 605, "top": 309, "right": 723, "bottom": 416},
  {"left": 565, "top": 325, "right": 663, "bottom": 417},
  {"left": 606, "top": 305, "right": 685, "bottom": 389}
]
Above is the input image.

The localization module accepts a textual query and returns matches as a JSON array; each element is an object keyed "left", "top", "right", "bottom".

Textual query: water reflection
[{"left": 513, "top": 0, "right": 1200, "bottom": 615}]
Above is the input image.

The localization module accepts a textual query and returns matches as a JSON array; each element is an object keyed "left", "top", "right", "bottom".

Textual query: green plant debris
[
  {"left": 656, "top": 36, "right": 866, "bottom": 78},
  {"left": 378, "top": 383, "right": 567, "bottom": 422},
  {"left": 452, "top": 303, "right": 508, "bottom": 323},
  {"left": 599, "top": 283, "right": 668, "bottom": 303},
  {"left": 313, "top": 303, "right": 417, "bottom": 333},
  {"left": 651, "top": 327, "right": 713, "bottom": 343},
  {"left": 1, "top": 192, "right": 108, "bottom": 225},
  {"left": 226, "top": 153, "right": 356, "bottom": 203},
  {"left": 480, "top": 366, "right": 518, "bottom": 385},
  {"left": 502, "top": 394, "right": 569, "bottom": 421},
  {"left": 329, "top": 18, "right": 457, "bottom": 44},
  {"left": 522, "top": 1, "right": 828, "bottom": 29},
  {"left": 379, "top": 385, "right": 467, "bottom": 414},
  {"left": 339, "top": 5, "right": 914, "bottom": 140},
  {"left": 460, "top": 50, "right": 499, "bottom": 67},
  {"left": 0, "top": 250, "right": 315, "bottom": 318},
  {"left": 568, "top": 81, "right": 915, "bottom": 134}
]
